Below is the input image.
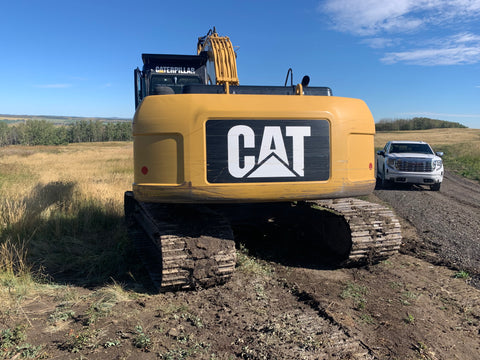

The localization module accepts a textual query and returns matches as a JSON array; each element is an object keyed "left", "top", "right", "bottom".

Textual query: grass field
[{"left": 0, "top": 142, "right": 136, "bottom": 300}]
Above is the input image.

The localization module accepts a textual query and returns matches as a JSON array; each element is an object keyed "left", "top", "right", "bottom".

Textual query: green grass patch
[
  {"left": 404, "top": 313, "right": 415, "bottom": 325},
  {"left": 441, "top": 143, "right": 480, "bottom": 182},
  {"left": 453, "top": 270, "right": 470, "bottom": 279},
  {"left": 0, "top": 324, "right": 44, "bottom": 359},
  {"left": 360, "top": 314, "right": 376, "bottom": 325},
  {"left": 132, "top": 325, "right": 151, "bottom": 350},
  {"left": 400, "top": 291, "right": 418, "bottom": 306},
  {"left": 236, "top": 244, "right": 273, "bottom": 277},
  {"left": 340, "top": 282, "right": 368, "bottom": 310},
  {"left": 63, "top": 328, "right": 98, "bottom": 353}
]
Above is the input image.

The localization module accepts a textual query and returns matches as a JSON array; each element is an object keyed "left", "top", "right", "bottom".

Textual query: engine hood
[{"left": 388, "top": 153, "right": 438, "bottom": 160}]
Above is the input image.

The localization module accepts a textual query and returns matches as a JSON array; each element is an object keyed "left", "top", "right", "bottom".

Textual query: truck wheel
[
  {"left": 380, "top": 167, "right": 389, "bottom": 188},
  {"left": 430, "top": 183, "right": 441, "bottom": 191}
]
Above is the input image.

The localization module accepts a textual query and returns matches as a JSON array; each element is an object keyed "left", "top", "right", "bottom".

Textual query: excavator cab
[{"left": 134, "top": 53, "right": 208, "bottom": 107}]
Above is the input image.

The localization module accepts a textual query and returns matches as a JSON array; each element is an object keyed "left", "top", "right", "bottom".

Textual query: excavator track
[
  {"left": 313, "top": 198, "right": 402, "bottom": 265},
  {"left": 125, "top": 191, "right": 401, "bottom": 291},
  {"left": 124, "top": 191, "right": 236, "bottom": 291}
]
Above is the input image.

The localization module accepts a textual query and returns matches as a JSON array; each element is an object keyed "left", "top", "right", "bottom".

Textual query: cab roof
[{"left": 141, "top": 53, "right": 207, "bottom": 71}]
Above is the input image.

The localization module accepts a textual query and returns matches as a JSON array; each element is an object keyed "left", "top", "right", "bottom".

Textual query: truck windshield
[
  {"left": 390, "top": 143, "right": 433, "bottom": 154},
  {"left": 150, "top": 74, "right": 202, "bottom": 94}
]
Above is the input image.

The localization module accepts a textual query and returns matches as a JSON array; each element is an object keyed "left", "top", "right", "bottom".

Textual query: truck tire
[{"left": 380, "top": 166, "right": 390, "bottom": 188}]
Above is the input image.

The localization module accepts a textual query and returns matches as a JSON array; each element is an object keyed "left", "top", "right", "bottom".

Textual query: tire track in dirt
[
  {"left": 285, "top": 283, "right": 375, "bottom": 359},
  {"left": 374, "top": 171, "right": 480, "bottom": 288},
  {"left": 440, "top": 171, "right": 480, "bottom": 209}
]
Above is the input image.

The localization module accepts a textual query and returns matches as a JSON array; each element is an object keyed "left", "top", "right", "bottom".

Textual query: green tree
[
  {"left": 0, "top": 121, "right": 9, "bottom": 146},
  {"left": 376, "top": 117, "right": 467, "bottom": 132},
  {"left": 115, "top": 122, "right": 132, "bottom": 141},
  {"left": 12, "top": 122, "right": 27, "bottom": 144},
  {"left": 24, "top": 120, "right": 57, "bottom": 145},
  {"left": 103, "top": 122, "right": 116, "bottom": 141},
  {"left": 54, "top": 125, "right": 69, "bottom": 145}
]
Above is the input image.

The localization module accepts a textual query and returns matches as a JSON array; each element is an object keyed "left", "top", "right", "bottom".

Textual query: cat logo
[
  {"left": 206, "top": 119, "right": 330, "bottom": 183},
  {"left": 227, "top": 125, "right": 310, "bottom": 178}
]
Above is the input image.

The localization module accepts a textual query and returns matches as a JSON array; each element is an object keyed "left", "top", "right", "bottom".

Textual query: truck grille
[{"left": 396, "top": 159, "right": 432, "bottom": 172}]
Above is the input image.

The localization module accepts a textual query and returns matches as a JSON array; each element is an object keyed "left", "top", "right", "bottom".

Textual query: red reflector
[
  {"left": 369, "top": 163, "right": 373, "bottom": 170},
  {"left": 141, "top": 166, "right": 148, "bottom": 175}
]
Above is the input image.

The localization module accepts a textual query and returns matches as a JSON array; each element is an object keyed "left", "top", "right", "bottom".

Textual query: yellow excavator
[{"left": 124, "top": 28, "right": 401, "bottom": 291}]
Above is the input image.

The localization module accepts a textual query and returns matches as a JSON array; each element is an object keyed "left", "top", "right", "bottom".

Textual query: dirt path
[
  {"left": 8, "top": 242, "right": 479, "bottom": 359},
  {"left": 374, "top": 170, "right": 480, "bottom": 288}
]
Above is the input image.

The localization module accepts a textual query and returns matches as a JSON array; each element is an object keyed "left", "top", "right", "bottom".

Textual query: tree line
[
  {"left": 376, "top": 117, "right": 467, "bottom": 132},
  {"left": 1, "top": 117, "right": 467, "bottom": 146},
  {"left": 0, "top": 120, "right": 132, "bottom": 146}
]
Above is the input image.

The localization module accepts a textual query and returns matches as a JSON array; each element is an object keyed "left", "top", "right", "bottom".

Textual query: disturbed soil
[
  {"left": 375, "top": 170, "right": 480, "bottom": 289},
  {"left": 2, "top": 170, "right": 480, "bottom": 359}
]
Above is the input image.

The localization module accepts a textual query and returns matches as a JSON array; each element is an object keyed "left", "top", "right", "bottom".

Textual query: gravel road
[{"left": 374, "top": 170, "right": 480, "bottom": 288}]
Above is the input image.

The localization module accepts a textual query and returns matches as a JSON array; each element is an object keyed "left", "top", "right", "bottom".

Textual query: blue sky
[{"left": 1, "top": 0, "right": 479, "bottom": 128}]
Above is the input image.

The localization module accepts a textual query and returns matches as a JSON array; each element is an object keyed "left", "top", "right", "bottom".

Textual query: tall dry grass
[
  {"left": 374, "top": 128, "right": 480, "bottom": 148},
  {"left": 0, "top": 142, "right": 137, "bottom": 292}
]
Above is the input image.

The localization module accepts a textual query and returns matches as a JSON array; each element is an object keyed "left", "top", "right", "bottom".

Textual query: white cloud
[
  {"left": 320, "top": 0, "right": 423, "bottom": 35},
  {"left": 320, "top": 0, "right": 480, "bottom": 65},
  {"left": 452, "top": 32, "right": 480, "bottom": 43},
  {"left": 381, "top": 32, "right": 480, "bottom": 65},
  {"left": 320, "top": 0, "right": 480, "bottom": 36},
  {"left": 361, "top": 37, "right": 397, "bottom": 49}
]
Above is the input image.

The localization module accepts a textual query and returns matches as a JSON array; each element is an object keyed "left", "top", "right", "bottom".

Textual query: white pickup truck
[{"left": 376, "top": 140, "right": 444, "bottom": 191}]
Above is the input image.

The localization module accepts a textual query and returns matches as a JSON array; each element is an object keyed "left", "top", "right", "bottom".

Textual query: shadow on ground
[
  {"left": 2, "top": 181, "right": 153, "bottom": 292},
  {"left": 217, "top": 202, "right": 354, "bottom": 270}
]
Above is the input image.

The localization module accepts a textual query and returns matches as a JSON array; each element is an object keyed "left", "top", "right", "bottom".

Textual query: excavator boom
[{"left": 197, "top": 27, "right": 239, "bottom": 86}]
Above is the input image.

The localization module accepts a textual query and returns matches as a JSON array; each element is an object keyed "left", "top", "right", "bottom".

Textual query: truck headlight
[
  {"left": 433, "top": 159, "right": 443, "bottom": 170},
  {"left": 387, "top": 158, "right": 396, "bottom": 169}
]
